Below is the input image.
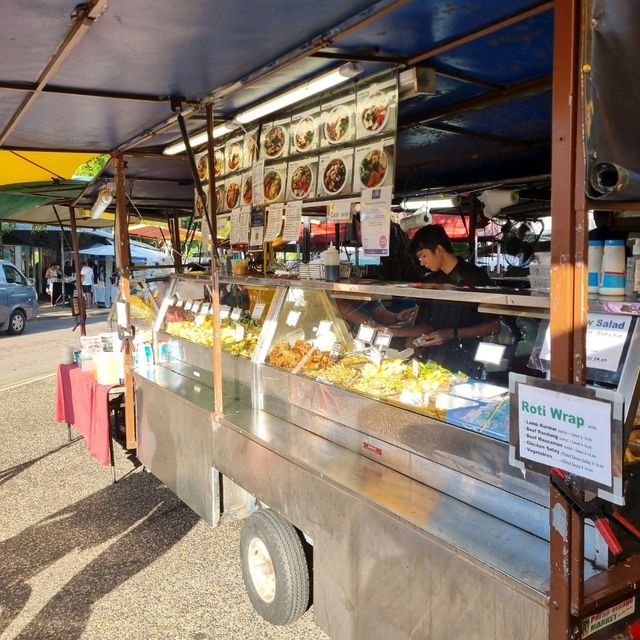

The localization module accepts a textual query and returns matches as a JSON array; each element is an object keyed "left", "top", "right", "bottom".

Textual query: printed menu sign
[
  {"left": 264, "top": 204, "right": 284, "bottom": 242},
  {"left": 539, "top": 313, "right": 632, "bottom": 373},
  {"left": 516, "top": 383, "right": 612, "bottom": 485},
  {"left": 282, "top": 201, "right": 302, "bottom": 243},
  {"left": 360, "top": 186, "right": 392, "bottom": 257}
]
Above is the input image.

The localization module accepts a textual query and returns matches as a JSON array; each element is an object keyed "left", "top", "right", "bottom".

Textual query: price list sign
[{"left": 509, "top": 374, "right": 624, "bottom": 500}]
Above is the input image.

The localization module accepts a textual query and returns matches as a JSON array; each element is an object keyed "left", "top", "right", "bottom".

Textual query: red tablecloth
[{"left": 55, "top": 363, "right": 118, "bottom": 466}]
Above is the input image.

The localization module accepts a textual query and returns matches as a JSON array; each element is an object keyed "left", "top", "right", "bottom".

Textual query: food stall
[{"left": 3, "top": 0, "right": 640, "bottom": 637}]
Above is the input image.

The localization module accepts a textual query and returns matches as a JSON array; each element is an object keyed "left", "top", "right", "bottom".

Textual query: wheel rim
[
  {"left": 247, "top": 536, "right": 276, "bottom": 603},
  {"left": 11, "top": 314, "right": 24, "bottom": 332}
]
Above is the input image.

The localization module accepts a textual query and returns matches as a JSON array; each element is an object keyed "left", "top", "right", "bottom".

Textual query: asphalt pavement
[{"left": 0, "top": 313, "right": 327, "bottom": 639}]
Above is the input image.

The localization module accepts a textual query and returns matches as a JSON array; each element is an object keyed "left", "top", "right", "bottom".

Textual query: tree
[{"left": 73, "top": 154, "right": 109, "bottom": 178}]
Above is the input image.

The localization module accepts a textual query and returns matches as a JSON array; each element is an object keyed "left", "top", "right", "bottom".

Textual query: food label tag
[
  {"left": 286, "top": 310, "right": 301, "bottom": 327},
  {"left": 191, "top": 301, "right": 201, "bottom": 314},
  {"left": 356, "top": 324, "right": 376, "bottom": 344},
  {"left": 316, "top": 320, "right": 333, "bottom": 336},
  {"left": 234, "top": 325, "right": 245, "bottom": 341},
  {"left": 475, "top": 342, "right": 506, "bottom": 365},
  {"left": 201, "top": 303, "right": 211, "bottom": 315},
  {"left": 251, "top": 303, "right": 266, "bottom": 320},
  {"left": 412, "top": 359, "right": 420, "bottom": 378},
  {"left": 330, "top": 342, "right": 342, "bottom": 358},
  {"left": 194, "top": 314, "right": 206, "bottom": 327},
  {"left": 375, "top": 331, "right": 392, "bottom": 348},
  {"left": 175, "top": 299, "right": 184, "bottom": 308},
  {"left": 367, "top": 346, "right": 383, "bottom": 367},
  {"left": 220, "top": 305, "right": 231, "bottom": 319},
  {"left": 231, "top": 308, "right": 242, "bottom": 321}
]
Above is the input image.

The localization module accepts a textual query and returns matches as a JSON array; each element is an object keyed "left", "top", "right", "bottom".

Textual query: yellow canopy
[{"left": 0, "top": 150, "right": 96, "bottom": 186}]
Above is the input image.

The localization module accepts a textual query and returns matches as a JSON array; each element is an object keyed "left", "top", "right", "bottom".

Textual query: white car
[{"left": 0, "top": 260, "right": 38, "bottom": 335}]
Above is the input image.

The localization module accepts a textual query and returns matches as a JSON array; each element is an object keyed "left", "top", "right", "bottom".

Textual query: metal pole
[
  {"left": 68, "top": 206, "right": 86, "bottom": 336},
  {"left": 206, "top": 104, "right": 224, "bottom": 417},
  {"left": 114, "top": 154, "right": 136, "bottom": 450},
  {"left": 169, "top": 214, "right": 183, "bottom": 273}
]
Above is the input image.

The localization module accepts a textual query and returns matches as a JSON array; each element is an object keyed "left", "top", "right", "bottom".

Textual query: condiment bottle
[
  {"left": 588, "top": 240, "right": 604, "bottom": 293},
  {"left": 323, "top": 243, "right": 340, "bottom": 282},
  {"left": 599, "top": 239, "right": 626, "bottom": 296},
  {"left": 625, "top": 238, "right": 640, "bottom": 298}
]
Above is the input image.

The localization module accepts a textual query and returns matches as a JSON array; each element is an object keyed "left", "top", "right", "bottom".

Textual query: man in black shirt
[{"left": 406, "top": 224, "right": 500, "bottom": 375}]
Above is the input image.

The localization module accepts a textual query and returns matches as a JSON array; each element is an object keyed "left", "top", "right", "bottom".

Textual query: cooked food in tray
[
  {"left": 264, "top": 170, "right": 283, "bottom": 202},
  {"left": 359, "top": 149, "right": 388, "bottom": 188},
  {"left": 268, "top": 340, "right": 334, "bottom": 371},
  {"left": 325, "top": 105, "right": 351, "bottom": 143},
  {"left": 361, "top": 91, "right": 390, "bottom": 133},
  {"left": 323, "top": 158, "right": 347, "bottom": 194},
  {"left": 293, "top": 116, "right": 315, "bottom": 152},
  {"left": 290, "top": 164, "right": 313, "bottom": 199},
  {"left": 263, "top": 125, "right": 287, "bottom": 158}
]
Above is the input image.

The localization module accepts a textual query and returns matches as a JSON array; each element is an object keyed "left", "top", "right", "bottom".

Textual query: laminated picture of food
[
  {"left": 197, "top": 155, "right": 208, "bottom": 181},
  {"left": 293, "top": 116, "right": 316, "bottom": 152},
  {"left": 214, "top": 185, "right": 224, "bottom": 213},
  {"left": 227, "top": 143, "right": 242, "bottom": 172},
  {"left": 214, "top": 149, "right": 224, "bottom": 176},
  {"left": 195, "top": 193, "right": 207, "bottom": 217},
  {"left": 325, "top": 105, "right": 351, "bottom": 144},
  {"left": 290, "top": 164, "right": 313, "bottom": 199},
  {"left": 323, "top": 158, "right": 347, "bottom": 194},
  {"left": 226, "top": 181, "right": 240, "bottom": 209},
  {"left": 263, "top": 126, "right": 287, "bottom": 158},
  {"left": 244, "top": 133, "right": 258, "bottom": 166},
  {"left": 264, "top": 170, "right": 283, "bottom": 202},
  {"left": 242, "top": 176, "right": 253, "bottom": 205},
  {"left": 361, "top": 91, "right": 390, "bottom": 133},
  {"left": 359, "top": 149, "right": 388, "bottom": 188}
]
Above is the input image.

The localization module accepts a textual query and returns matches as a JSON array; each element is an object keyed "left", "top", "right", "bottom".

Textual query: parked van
[{"left": 0, "top": 260, "right": 38, "bottom": 335}]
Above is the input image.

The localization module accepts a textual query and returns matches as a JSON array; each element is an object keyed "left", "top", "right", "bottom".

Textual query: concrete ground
[{"left": 0, "top": 318, "right": 327, "bottom": 639}]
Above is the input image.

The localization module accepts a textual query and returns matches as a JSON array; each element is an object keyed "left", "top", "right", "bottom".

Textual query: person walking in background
[
  {"left": 80, "top": 261, "right": 94, "bottom": 308},
  {"left": 45, "top": 263, "right": 61, "bottom": 306}
]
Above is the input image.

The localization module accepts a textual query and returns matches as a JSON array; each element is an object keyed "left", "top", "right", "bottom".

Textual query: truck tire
[
  {"left": 240, "top": 509, "right": 310, "bottom": 625},
  {"left": 6, "top": 309, "right": 26, "bottom": 335}
]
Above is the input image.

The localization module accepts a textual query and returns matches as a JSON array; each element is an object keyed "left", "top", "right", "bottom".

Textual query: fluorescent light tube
[
  {"left": 405, "top": 197, "right": 459, "bottom": 211},
  {"left": 235, "top": 62, "right": 363, "bottom": 124},
  {"left": 90, "top": 184, "right": 115, "bottom": 219},
  {"left": 163, "top": 123, "right": 235, "bottom": 156}
]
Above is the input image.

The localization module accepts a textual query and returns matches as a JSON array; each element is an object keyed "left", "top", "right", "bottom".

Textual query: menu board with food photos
[{"left": 195, "top": 73, "right": 398, "bottom": 228}]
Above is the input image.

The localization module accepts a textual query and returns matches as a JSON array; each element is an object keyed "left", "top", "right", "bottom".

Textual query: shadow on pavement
[
  {"left": 0, "top": 438, "right": 81, "bottom": 487},
  {"left": 0, "top": 471, "right": 199, "bottom": 639}
]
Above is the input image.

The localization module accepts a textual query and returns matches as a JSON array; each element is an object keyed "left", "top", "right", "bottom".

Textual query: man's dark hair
[{"left": 408, "top": 224, "right": 454, "bottom": 254}]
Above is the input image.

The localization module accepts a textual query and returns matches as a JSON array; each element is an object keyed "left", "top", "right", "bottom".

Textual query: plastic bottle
[
  {"left": 588, "top": 240, "right": 604, "bottom": 293},
  {"left": 599, "top": 239, "right": 626, "bottom": 296},
  {"left": 625, "top": 238, "right": 640, "bottom": 298},
  {"left": 323, "top": 243, "right": 340, "bottom": 282}
]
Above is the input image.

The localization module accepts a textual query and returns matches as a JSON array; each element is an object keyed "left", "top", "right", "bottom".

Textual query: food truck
[{"left": 2, "top": 1, "right": 640, "bottom": 637}]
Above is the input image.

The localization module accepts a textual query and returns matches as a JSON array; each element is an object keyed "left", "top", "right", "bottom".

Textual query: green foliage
[
  {"left": 0, "top": 222, "right": 16, "bottom": 236},
  {"left": 74, "top": 154, "right": 109, "bottom": 178}
]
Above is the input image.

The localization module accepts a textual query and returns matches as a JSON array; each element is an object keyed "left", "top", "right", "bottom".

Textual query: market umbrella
[
  {"left": 80, "top": 242, "right": 167, "bottom": 262},
  {"left": 0, "top": 151, "right": 96, "bottom": 186}
]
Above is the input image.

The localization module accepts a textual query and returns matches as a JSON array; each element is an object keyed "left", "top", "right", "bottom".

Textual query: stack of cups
[
  {"left": 588, "top": 240, "right": 604, "bottom": 293},
  {"left": 599, "top": 239, "right": 626, "bottom": 296}
]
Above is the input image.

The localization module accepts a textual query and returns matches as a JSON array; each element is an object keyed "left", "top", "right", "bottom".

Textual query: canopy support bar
[{"left": 0, "top": 0, "right": 108, "bottom": 145}]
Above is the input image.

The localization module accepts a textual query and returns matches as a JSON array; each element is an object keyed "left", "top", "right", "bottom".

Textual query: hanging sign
[
  {"left": 282, "top": 201, "right": 302, "bottom": 243},
  {"left": 252, "top": 160, "right": 265, "bottom": 206},
  {"left": 361, "top": 186, "right": 392, "bottom": 257},
  {"left": 327, "top": 200, "right": 353, "bottom": 224},
  {"left": 264, "top": 204, "right": 284, "bottom": 241}
]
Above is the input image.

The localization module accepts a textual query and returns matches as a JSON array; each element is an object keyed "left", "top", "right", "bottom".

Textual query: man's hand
[
  {"left": 395, "top": 306, "right": 418, "bottom": 323},
  {"left": 416, "top": 328, "right": 455, "bottom": 347}
]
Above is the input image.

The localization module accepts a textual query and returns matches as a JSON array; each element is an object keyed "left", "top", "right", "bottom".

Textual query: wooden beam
[{"left": 68, "top": 206, "right": 86, "bottom": 336}]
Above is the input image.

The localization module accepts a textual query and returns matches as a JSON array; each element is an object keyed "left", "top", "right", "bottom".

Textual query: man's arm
[{"left": 417, "top": 319, "right": 500, "bottom": 347}]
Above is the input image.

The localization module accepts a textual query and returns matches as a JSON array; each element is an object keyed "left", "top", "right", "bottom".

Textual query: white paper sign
[
  {"left": 230, "top": 209, "right": 241, "bottom": 245},
  {"left": 286, "top": 310, "right": 301, "bottom": 327},
  {"left": 316, "top": 320, "right": 333, "bottom": 336},
  {"left": 231, "top": 308, "right": 242, "bottom": 321},
  {"left": 264, "top": 204, "right": 284, "bottom": 241},
  {"left": 540, "top": 313, "right": 631, "bottom": 372},
  {"left": 251, "top": 303, "right": 266, "bottom": 320},
  {"left": 362, "top": 185, "right": 393, "bottom": 206},
  {"left": 252, "top": 160, "right": 265, "bottom": 206},
  {"left": 327, "top": 200, "right": 353, "bottom": 223},
  {"left": 250, "top": 225, "right": 264, "bottom": 248},
  {"left": 237, "top": 208, "right": 251, "bottom": 244},
  {"left": 518, "top": 384, "right": 612, "bottom": 485},
  {"left": 282, "top": 201, "right": 302, "bottom": 243},
  {"left": 475, "top": 342, "right": 506, "bottom": 365},
  {"left": 361, "top": 205, "right": 390, "bottom": 257},
  {"left": 234, "top": 325, "right": 245, "bottom": 341},
  {"left": 356, "top": 324, "right": 376, "bottom": 343},
  {"left": 220, "top": 305, "right": 231, "bottom": 320}
]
